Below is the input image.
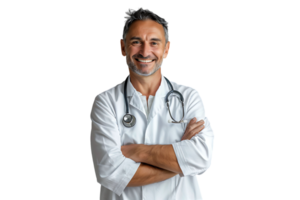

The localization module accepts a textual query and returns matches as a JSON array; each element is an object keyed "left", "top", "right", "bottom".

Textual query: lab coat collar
[
  {"left": 126, "top": 74, "right": 170, "bottom": 98},
  {"left": 124, "top": 73, "right": 170, "bottom": 121}
]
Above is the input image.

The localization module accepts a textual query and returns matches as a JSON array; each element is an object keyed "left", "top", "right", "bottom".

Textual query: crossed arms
[
  {"left": 121, "top": 117, "right": 205, "bottom": 186},
  {"left": 125, "top": 144, "right": 183, "bottom": 174},
  {"left": 122, "top": 145, "right": 180, "bottom": 187}
]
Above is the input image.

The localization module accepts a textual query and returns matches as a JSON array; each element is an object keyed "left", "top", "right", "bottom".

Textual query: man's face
[{"left": 121, "top": 20, "right": 170, "bottom": 77}]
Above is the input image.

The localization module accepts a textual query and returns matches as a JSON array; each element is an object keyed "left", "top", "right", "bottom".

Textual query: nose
[{"left": 139, "top": 42, "right": 151, "bottom": 58}]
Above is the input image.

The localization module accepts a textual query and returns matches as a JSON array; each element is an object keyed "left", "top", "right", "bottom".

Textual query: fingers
[
  {"left": 195, "top": 121, "right": 205, "bottom": 134},
  {"left": 196, "top": 119, "right": 205, "bottom": 125},
  {"left": 186, "top": 118, "right": 205, "bottom": 133},
  {"left": 181, "top": 123, "right": 205, "bottom": 141},
  {"left": 181, "top": 118, "right": 205, "bottom": 141},
  {"left": 188, "top": 118, "right": 204, "bottom": 126},
  {"left": 189, "top": 117, "right": 197, "bottom": 124},
  {"left": 190, "top": 124, "right": 205, "bottom": 137}
]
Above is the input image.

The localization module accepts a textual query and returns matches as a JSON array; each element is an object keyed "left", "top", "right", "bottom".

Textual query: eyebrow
[{"left": 129, "top": 37, "right": 162, "bottom": 42}]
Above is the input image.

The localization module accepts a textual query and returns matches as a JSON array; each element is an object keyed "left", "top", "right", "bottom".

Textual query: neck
[{"left": 129, "top": 68, "right": 162, "bottom": 100}]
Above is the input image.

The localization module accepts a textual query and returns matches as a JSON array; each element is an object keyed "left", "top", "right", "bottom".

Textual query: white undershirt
[{"left": 136, "top": 91, "right": 154, "bottom": 119}]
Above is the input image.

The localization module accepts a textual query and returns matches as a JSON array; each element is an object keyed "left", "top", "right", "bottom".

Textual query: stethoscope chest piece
[{"left": 122, "top": 114, "right": 136, "bottom": 128}]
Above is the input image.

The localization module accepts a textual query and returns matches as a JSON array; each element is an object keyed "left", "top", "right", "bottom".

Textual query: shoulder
[
  {"left": 168, "top": 79, "right": 203, "bottom": 104},
  {"left": 167, "top": 79, "right": 206, "bottom": 120},
  {"left": 165, "top": 79, "right": 205, "bottom": 115}
]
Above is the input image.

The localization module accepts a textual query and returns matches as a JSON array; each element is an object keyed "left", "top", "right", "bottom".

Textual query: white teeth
[{"left": 137, "top": 59, "right": 153, "bottom": 63}]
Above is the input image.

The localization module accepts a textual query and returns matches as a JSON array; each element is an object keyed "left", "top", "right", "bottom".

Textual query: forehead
[{"left": 126, "top": 20, "right": 165, "bottom": 41}]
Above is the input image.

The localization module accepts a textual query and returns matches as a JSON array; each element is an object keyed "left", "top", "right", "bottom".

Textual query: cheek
[
  {"left": 153, "top": 49, "right": 164, "bottom": 59},
  {"left": 128, "top": 46, "right": 140, "bottom": 55}
]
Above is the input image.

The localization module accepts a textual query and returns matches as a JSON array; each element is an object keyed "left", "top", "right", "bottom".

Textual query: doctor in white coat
[{"left": 90, "top": 8, "right": 214, "bottom": 200}]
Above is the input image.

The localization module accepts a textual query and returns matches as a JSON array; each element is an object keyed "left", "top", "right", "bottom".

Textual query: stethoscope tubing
[{"left": 123, "top": 76, "right": 185, "bottom": 127}]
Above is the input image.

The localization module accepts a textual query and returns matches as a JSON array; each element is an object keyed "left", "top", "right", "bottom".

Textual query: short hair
[{"left": 122, "top": 8, "right": 169, "bottom": 44}]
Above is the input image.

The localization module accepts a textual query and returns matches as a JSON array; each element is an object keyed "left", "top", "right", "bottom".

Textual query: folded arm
[
  {"left": 121, "top": 144, "right": 182, "bottom": 174},
  {"left": 127, "top": 163, "right": 178, "bottom": 187},
  {"left": 143, "top": 144, "right": 182, "bottom": 174}
]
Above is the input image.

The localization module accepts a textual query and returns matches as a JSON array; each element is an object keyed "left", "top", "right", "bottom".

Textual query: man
[{"left": 90, "top": 8, "right": 214, "bottom": 200}]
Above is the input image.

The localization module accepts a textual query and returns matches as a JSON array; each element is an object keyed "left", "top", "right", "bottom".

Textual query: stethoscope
[{"left": 122, "top": 76, "right": 185, "bottom": 128}]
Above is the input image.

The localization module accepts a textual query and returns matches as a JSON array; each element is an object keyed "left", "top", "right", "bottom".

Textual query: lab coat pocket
[
  {"left": 167, "top": 108, "right": 187, "bottom": 136},
  {"left": 158, "top": 111, "right": 184, "bottom": 144}
]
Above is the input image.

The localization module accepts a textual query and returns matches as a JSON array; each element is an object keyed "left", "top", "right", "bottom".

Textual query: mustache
[{"left": 132, "top": 54, "right": 157, "bottom": 60}]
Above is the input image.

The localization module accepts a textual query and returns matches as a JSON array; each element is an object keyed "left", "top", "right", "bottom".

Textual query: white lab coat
[{"left": 90, "top": 74, "right": 214, "bottom": 200}]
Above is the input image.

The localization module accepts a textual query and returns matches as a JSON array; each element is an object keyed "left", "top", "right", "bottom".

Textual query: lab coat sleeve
[
  {"left": 90, "top": 94, "right": 141, "bottom": 196},
  {"left": 172, "top": 89, "right": 214, "bottom": 177}
]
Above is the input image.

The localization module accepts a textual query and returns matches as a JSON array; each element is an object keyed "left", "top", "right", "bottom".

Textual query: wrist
[{"left": 138, "top": 144, "right": 151, "bottom": 163}]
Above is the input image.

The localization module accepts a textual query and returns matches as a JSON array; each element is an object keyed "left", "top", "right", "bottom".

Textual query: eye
[
  {"left": 152, "top": 42, "right": 157, "bottom": 45},
  {"left": 132, "top": 41, "right": 140, "bottom": 44}
]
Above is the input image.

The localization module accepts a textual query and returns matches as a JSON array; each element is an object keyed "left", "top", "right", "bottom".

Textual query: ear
[
  {"left": 121, "top": 39, "right": 126, "bottom": 56},
  {"left": 163, "top": 41, "right": 170, "bottom": 58}
]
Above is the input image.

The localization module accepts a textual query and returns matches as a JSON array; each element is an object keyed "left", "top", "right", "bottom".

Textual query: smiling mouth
[{"left": 135, "top": 58, "right": 155, "bottom": 63}]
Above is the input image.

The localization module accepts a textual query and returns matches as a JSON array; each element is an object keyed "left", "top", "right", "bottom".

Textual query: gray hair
[{"left": 122, "top": 8, "right": 169, "bottom": 45}]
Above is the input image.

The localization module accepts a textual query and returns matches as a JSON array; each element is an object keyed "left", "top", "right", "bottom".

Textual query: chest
[{"left": 116, "top": 96, "right": 186, "bottom": 145}]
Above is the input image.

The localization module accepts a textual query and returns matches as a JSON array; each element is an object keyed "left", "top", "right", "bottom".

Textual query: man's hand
[
  {"left": 181, "top": 118, "right": 205, "bottom": 141},
  {"left": 121, "top": 144, "right": 144, "bottom": 162}
]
